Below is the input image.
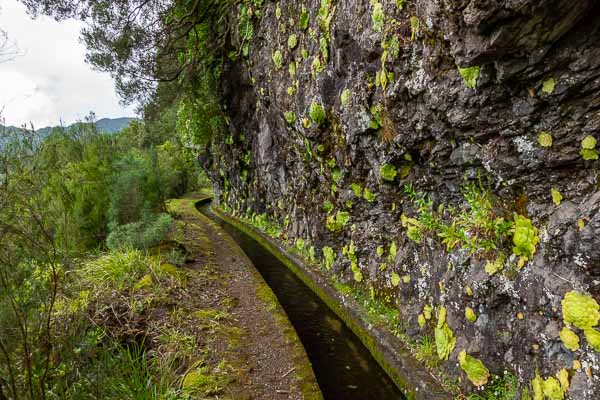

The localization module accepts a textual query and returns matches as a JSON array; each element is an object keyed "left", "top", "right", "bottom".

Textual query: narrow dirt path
[{"left": 166, "top": 194, "right": 321, "bottom": 400}]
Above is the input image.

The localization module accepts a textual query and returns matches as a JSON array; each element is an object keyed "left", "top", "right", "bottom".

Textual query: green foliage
[
  {"left": 341, "top": 88, "right": 350, "bottom": 107},
  {"left": 343, "top": 240, "right": 362, "bottom": 282},
  {"left": 537, "top": 131, "right": 553, "bottom": 147},
  {"left": 403, "top": 182, "right": 523, "bottom": 262},
  {"left": 561, "top": 291, "right": 600, "bottom": 329},
  {"left": 309, "top": 102, "right": 327, "bottom": 126},
  {"left": 326, "top": 211, "right": 350, "bottom": 232},
  {"left": 380, "top": 164, "right": 397, "bottom": 181},
  {"left": 299, "top": 6, "right": 310, "bottom": 30},
  {"left": 465, "top": 307, "right": 477, "bottom": 323},
  {"left": 458, "top": 350, "right": 490, "bottom": 387},
  {"left": 512, "top": 214, "right": 539, "bottom": 260},
  {"left": 322, "top": 246, "right": 336, "bottom": 270},
  {"left": 106, "top": 213, "right": 173, "bottom": 251},
  {"left": 584, "top": 328, "right": 600, "bottom": 351},
  {"left": 275, "top": 4, "right": 281, "bottom": 19},
  {"left": 288, "top": 34, "right": 298, "bottom": 49},
  {"left": 414, "top": 335, "right": 440, "bottom": 369},
  {"left": 363, "top": 187, "right": 376, "bottom": 202},
  {"left": 466, "top": 372, "right": 518, "bottom": 400},
  {"left": 409, "top": 16, "right": 419, "bottom": 41},
  {"left": 580, "top": 135, "right": 599, "bottom": 160},
  {"left": 542, "top": 377, "right": 564, "bottom": 400},
  {"left": 531, "top": 372, "right": 544, "bottom": 400},
  {"left": 371, "top": 1, "right": 385, "bottom": 32},
  {"left": 559, "top": 326, "right": 580, "bottom": 351},
  {"left": 542, "top": 78, "right": 556, "bottom": 95},
  {"left": 391, "top": 272, "right": 401, "bottom": 287},
  {"left": 458, "top": 66, "right": 481, "bottom": 89},
  {"left": 551, "top": 188, "right": 563, "bottom": 205},
  {"left": 317, "top": 0, "right": 334, "bottom": 38},
  {"left": 351, "top": 183, "right": 363, "bottom": 197},
  {"left": 434, "top": 307, "right": 455, "bottom": 360},
  {"left": 484, "top": 254, "right": 505, "bottom": 276},
  {"left": 176, "top": 73, "right": 226, "bottom": 150},
  {"left": 434, "top": 323, "right": 455, "bottom": 361},
  {"left": 272, "top": 49, "right": 283, "bottom": 69},
  {"left": 370, "top": 103, "right": 384, "bottom": 129},
  {"left": 284, "top": 111, "right": 297, "bottom": 124}
]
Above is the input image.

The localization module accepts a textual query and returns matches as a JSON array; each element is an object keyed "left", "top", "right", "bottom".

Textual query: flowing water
[{"left": 197, "top": 202, "right": 405, "bottom": 400}]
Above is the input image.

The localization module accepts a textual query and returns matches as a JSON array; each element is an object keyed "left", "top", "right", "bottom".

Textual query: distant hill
[
  {"left": 34, "top": 117, "right": 137, "bottom": 136},
  {"left": 0, "top": 117, "right": 136, "bottom": 149}
]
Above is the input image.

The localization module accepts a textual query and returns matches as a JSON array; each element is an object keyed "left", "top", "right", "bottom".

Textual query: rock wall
[{"left": 201, "top": 0, "right": 600, "bottom": 396}]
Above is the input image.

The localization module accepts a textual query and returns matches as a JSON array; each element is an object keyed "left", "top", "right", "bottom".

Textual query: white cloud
[{"left": 0, "top": 0, "right": 137, "bottom": 128}]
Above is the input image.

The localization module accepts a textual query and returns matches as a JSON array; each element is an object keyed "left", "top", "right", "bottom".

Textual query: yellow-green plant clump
[
  {"left": 559, "top": 326, "right": 580, "bottom": 351},
  {"left": 434, "top": 307, "right": 455, "bottom": 360},
  {"left": 458, "top": 350, "right": 489, "bottom": 387},
  {"left": 561, "top": 291, "right": 600, "bottom": 330}
]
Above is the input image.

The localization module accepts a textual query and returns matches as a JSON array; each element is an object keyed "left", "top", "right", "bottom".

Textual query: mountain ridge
[{"left": 1, "top": 117, "right": 136, "bottom": 135}]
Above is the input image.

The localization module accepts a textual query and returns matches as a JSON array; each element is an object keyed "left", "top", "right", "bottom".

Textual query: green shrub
[{"left": 107, "top": 213, "right": 173, "bottom": 251}]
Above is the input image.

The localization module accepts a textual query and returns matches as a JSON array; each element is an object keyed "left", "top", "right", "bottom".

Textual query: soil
[{"left": 165, "top": 193, "right": 321, "bottom": 400}]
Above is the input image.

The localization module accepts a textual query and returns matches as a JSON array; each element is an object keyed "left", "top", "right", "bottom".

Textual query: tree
[
  {"left": 19, "top": 0, "right": 232, "bottom": 105},
  {"left": 0, "top": 5, "right": 17, "bottom": 64}
]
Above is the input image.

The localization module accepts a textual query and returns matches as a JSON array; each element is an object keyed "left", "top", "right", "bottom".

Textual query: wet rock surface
[{"left": 201, "top": 0, "right": 600, "bottom": 396}]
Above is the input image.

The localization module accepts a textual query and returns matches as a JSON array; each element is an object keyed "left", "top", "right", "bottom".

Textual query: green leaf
[
  {"left": 434, "top": 323, "right": 455, "bottom": 360},
  {"left": 458, "top": 350, "right": 489, "bottom": 386}
]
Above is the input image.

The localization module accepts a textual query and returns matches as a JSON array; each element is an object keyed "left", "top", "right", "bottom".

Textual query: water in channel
[{"left": 197, "top": 202, "right": 405, "bottom": 400}]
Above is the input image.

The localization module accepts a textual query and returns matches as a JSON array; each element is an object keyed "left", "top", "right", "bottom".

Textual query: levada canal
[{"left": 197, "top": 201, "right": 405, "bottom": 400}]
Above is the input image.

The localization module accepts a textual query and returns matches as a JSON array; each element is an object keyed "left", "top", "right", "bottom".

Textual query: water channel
[{"left": 197, "top": 201, "right": 405, "bottom": 400}]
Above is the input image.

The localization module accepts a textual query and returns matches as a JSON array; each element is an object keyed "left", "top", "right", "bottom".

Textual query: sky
[{"left": 0, "top": 0, "right": 137, "bottom": 128}]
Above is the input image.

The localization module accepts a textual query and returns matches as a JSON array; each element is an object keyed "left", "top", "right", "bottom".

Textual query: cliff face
[{"left": 201, "top": 0, "right": 600, "bottom": 396}]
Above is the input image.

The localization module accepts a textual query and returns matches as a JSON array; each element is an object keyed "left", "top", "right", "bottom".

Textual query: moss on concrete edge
[
  {"left": 210, "top": 205, "right": 453, "bottom": 400},
  {"left": 194, "top": 198, "right": 322, "bottom": 400}
]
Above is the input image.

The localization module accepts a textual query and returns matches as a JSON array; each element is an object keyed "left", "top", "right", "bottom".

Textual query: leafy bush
[{"left": 107, "top": 213, "right": 173, "bottom": 251}]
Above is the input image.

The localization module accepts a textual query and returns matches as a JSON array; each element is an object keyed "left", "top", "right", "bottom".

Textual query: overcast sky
[{"left": 0, "top": 0, "right": 137, "bottom": 128}]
